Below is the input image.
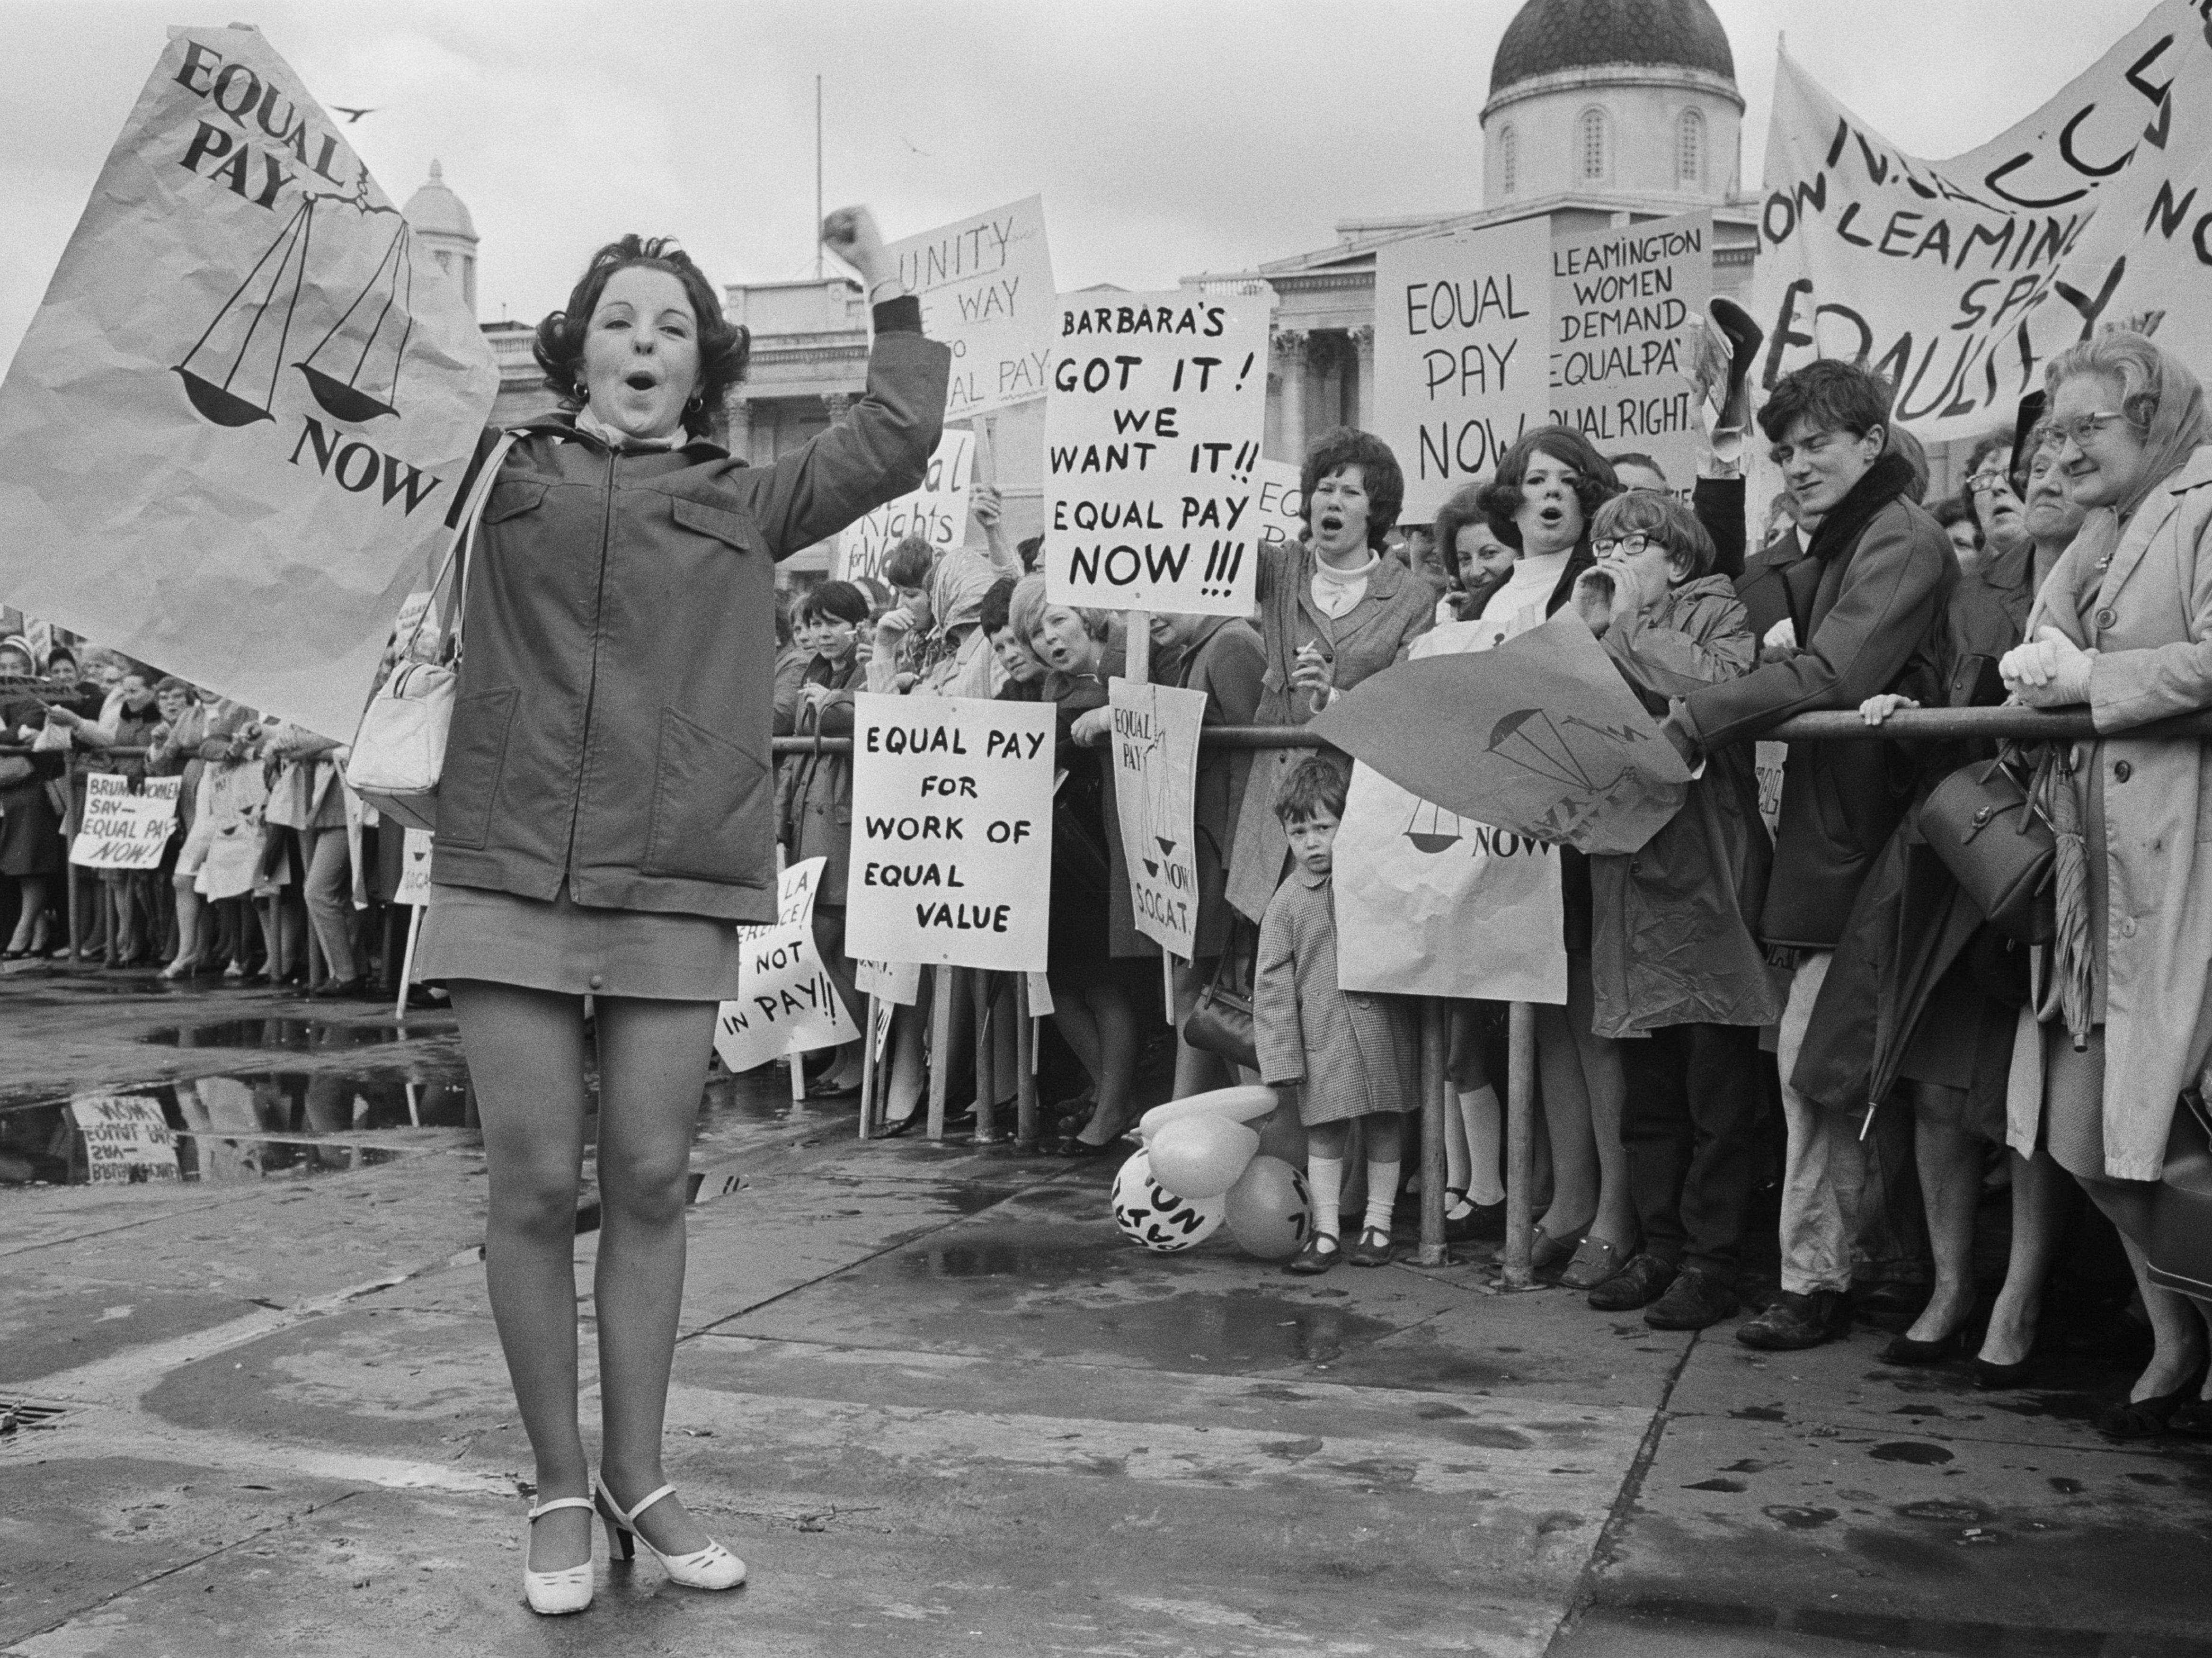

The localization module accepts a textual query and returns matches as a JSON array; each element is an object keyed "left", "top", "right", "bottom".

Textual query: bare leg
[
  {"left": 1533, "top": 1007, "right": 1596, "bottom": 1242},
  {"left": 448, "top": 981, "right": 593, "bottom": 1573},
  {"left": 1571, "top": 1016, "right": 1637, "bottom": 1252},
  {"left": 1977, "top": 1146, "right": 2066, "bottom": 1367},
  {"left": 6, "top": 876, "right": 47, "bottom": 953},
  {"left": 884, "top": 1007, "right": 925, "bottom": 1122},
  {"left": 2077, "top": 1174, "right": 2208, "bottom": 1404},
  {"left": 1052, "top": 995, "right": 1102, "bottom": 1086},
  {"left": 592, "top": 996, "right": 720, "bottom": 1556},
  {"left": 1075, "top": 977, "right": 1141, "bottom": 1147},
  {"left": 1902, "top": 1101, "right": 1981, "bottom": 1344}
]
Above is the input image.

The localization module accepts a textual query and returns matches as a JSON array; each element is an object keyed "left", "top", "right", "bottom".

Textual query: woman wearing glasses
[{"left": 2000, "top": 330, "right": 2212, "bottom": 1439}]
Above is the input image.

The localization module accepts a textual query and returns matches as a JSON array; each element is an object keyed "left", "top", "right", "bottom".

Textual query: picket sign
[
  {"left": 68, "top": 773, "right": 181, "bottom": 871},
  {"left": 1118, "top": 615, "right": 1180, "bottom": 1025}
]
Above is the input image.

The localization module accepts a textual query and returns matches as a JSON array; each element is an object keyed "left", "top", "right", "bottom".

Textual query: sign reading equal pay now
[{"left": 845, "top": 693, "right": 1055, "bottom": 973}]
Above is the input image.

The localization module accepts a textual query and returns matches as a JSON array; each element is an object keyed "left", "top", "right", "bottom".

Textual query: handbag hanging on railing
[
  {"left": 1182, "top": 925, "right": 1258, "bottom": 1071},
  {"left": 345, "top": 434, "right": 519, "bottom": 832},
  {"left": 1920, "top": 740, "right": 2058, "bottom": 945}
]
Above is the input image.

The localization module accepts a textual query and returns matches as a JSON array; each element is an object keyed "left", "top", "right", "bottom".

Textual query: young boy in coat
[{"left": 1255, "top": 757, "right": 1423, "bottom": 1274}]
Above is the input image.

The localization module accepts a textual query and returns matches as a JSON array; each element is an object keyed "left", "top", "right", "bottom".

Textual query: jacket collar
[
  {"left": 1292, "top": 541, "right": 1416, "bottom": 649},
  {"left": 1805, "top": 452, "right": 1916, "bottom": 565},
  {"left": 1294, "top": 864, "right": 1331, "bottom": 890},
  {"left": 2095, "top": 443, "right": 2212, "bottom": 615}
]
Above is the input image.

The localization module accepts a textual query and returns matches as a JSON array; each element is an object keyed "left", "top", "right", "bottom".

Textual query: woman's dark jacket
[
  {"left": 776, "top": 652, "right": 863, "bottom": 907},
  {"left": 433, "top": 301, "right": 949, "bottom": 924},
  {"left": 1678, "top": 454, "right": 1957, "bottom": 950}
]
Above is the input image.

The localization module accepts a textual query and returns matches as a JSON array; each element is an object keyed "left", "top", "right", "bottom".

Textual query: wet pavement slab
[{"left": 6, "top": 973, "right": 2212, "bottom": 1655}]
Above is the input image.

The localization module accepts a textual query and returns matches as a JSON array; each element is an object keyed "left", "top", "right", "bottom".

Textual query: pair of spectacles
[
  {"left": 1591, "top": 534, "right": 1652, "bottom": 558},
  {"left": 1966, "top": 472, "right": 2015, "bottom": 495},
  {"left": 2054, "top": 411, "right": 2129, "bottom": 447}
]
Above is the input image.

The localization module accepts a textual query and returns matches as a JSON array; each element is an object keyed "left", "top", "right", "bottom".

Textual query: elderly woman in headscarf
[{"left": 1999, "top": 330, "right": 2212, "bottom": 1439}]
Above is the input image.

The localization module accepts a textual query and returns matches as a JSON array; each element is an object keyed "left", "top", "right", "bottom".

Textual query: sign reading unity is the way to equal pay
[
  {"left": 835, "top": 428, "right": 976, "bottom": 587},
  {"left": 0, "top": 27, "right": 497, "bottom": 743},
  {"left": 884, "top": 196, "right": 1055, "bottom": 418},
  {"left": 715, "top": 856, "right": 861, "bottom": 1074},
  {"left": 1550, "top": 211, "right": 1712, "bottom": 486},
  {"left": 69, "top": 774, "right": 182, "bottom": 872},
  {"left": 1108, "top": 680, "right": 1207, "bottom": 961},
  {"left": 1375, "top": 217, "right": 1551, "bottom": 523},
  {"left": 845, "top": 693, "right": 1055, "bottom": 973},
  {"left": 1044, "top": 293, "right": 1271, "bottom": 616}
]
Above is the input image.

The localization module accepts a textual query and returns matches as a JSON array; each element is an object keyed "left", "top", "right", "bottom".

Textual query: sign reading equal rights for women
[
  {"left": 1107, "top": 680, "right": 1206, "bottom": 961},
  {"left": 846, "top": 693, "right": 1055, "bottom": 972},
  {"left": 884, "top": 196, "right": 1055, "bottom": 418},
  {"left": 715, "top": 857, "right": 861, "bottom": 1073},
  {"left": 1044, "top": 292, "right": 1271, "bottom": 615},
  {"left": 0, "top": 27, "right": 498, "bottom": 743},
  {"left": 1374, "top": 217, "right": 1551, "bottom": 523},
  {"left": 69, "top": 774, "right": 182, "bottom": 872},
  {"left": 1756, "top": 5, "right": 2212, "bottom": 445},
  {"left": 835, "top": 428, "right": 977, "bottom": 587},
  {"left": 1549, "top": 211, "right": 1712, "bottom": 486}
]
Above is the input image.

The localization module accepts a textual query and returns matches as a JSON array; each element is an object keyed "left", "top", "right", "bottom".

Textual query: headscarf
[{"left": 2050, "top": 332, "right": 2212, "bottom": 517}]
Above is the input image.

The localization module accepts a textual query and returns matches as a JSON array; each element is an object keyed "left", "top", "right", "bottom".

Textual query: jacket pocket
[
  {"left": 482, "top": 480, "right": 548, "bottom": 525},
  {"left": 435, "top": 685, "right": 518, "bottom": 851},
  {"left": 641, "top": 707, "right": 772, "bottom": 884},
  {"left": 670, "top": 494, "right": 764, "bottom": 554}
]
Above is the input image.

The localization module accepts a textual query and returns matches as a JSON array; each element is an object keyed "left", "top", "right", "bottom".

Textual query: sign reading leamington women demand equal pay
[
  {"left": 845, "top": 693, "right": 1056, "bottom": 973},
  {"left": 1044, "top": 292, "right": 1271, "bottom": 616},
  {"left": 0, "top": 26, "right": 497, "bottom": 743}
]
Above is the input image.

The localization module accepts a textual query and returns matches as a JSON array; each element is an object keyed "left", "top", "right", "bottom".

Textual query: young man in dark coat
[{"left": 1662, "top": 359, "right": 1958, "bottom": 1349}]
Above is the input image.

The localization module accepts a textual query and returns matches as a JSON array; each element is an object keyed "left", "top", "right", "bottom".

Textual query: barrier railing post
[
  {"left": 63, "top": 770, "right": 82, "bottom": 967},
  {"left": 1417, "top": 997, "right": 1448, "bottom": 1267},
  {"left": 926, "top": 964, "right": 958, "bottom": 1141},
  {"left": 1502, "top": 1001, "right": 1537, "bottom": 1290},
  {"left": 857, "top": 993, "right": 881, "bottom": 1140},
  {"left": 1014, "top": 974, "right": 1039, "bottom": 1150},
  {"left": 973, "top": 970, "right": 1000, "bottom": 1143}
]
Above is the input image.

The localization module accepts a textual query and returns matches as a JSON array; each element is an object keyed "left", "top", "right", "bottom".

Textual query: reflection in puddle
[
  {"left": 141, "top": 1018, "right": 418, "bottom": 1051},
  {"left": 0, "top": 1070, "right": 470, "bottom": 1188}
]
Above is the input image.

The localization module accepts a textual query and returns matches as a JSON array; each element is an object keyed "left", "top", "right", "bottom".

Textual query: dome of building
[
  {"left": 1490, "top": 0, "right": 1736, "bottom": 95},
  {"left": 402, "top": 160, "right": 476, "bottom": 241}
]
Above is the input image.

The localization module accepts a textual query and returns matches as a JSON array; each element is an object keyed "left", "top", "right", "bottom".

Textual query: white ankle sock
[
  {"left": 1364, "top": 1158, "right": 1400, "bottom": 1237},
  {"left": 1458, "top": 1086, "right": 1504, "bottom": 1205},
  {"left": 1306, "top": 1155, "right": 1344, "bottom": 1244}
]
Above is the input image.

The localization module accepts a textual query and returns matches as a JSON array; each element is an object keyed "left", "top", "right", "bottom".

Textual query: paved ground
[{"left": 2, "top": 964, "right": 2210, "bottom": 1656}]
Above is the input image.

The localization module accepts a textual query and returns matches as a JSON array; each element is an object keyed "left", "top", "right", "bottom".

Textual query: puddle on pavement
[
  {"left": 140, "top": 1017, "right": 418, "bottom": 1051},
  {"left": 0, "top": 1071, "right": 471, "bottom": 1189}
]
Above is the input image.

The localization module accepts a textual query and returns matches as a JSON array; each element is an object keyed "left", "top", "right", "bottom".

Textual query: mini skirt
[{"left": 412, "top": 881, "right": 746, "bottom": 1000}]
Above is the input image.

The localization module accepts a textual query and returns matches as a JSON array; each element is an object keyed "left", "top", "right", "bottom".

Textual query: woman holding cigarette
[{"left": 413, "top": 210, "right": 947, "bottom": 1615}]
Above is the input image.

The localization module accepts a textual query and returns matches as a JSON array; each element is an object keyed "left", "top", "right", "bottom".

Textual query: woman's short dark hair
[
  {"left": 533, "top": 235, "right": 751, "bottom": 440},
  {"left": 1934, "top": 499, "right": 1979, "bottom": 538},
  {"left": 1590, "top": 491, "right": 1717, "bottom": 581},
  {"left": 1431, "top": 483, "right": 1491, "bottom": 583},
  {"left": 1274, "top": 756, "right": 1349, "bottom": 824},
  {"left": 881, "top": 537, "right": 936, "bottom": 591},
  {"left": 977, "top": 575, "right": 1019, "bottom": 637},
  {"left": 44, "top": 646, "right": 78, "bottom": 672},
  {"left": 1301, "top": 428, "right": 1404, "bottom": 551},
  {"left": 1475, "top": 426, "right": 1621, "bottom": 551},
  {"left": 1957, "top": 428, "right": 2013, "bottom": 517},
  {"left": 1757, "top": 359, "right": 1892, "bottom": 444},
  {"left": 798, "top": 579, "right": 871, "bottom": 628},
  {"left": 153, "top": 676, "right": 195, "bottom": 698}
]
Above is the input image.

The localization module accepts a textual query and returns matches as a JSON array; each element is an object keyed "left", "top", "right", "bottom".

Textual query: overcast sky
[{"left": 0, "top": 0, "right": 2151, "bottom": 364}]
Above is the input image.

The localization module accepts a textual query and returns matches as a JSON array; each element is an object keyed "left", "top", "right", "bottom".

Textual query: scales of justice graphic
[
  {"left": 172, "top": 185, "right": 419, "bottom": 429},
  {"left": 1398, "top": 707, "right": 1636, "bottom": 854}
]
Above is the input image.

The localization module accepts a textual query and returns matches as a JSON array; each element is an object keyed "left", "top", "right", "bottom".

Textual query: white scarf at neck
[
  {"left": 575, "top": 405, "right": 686, "bottom": 451},
  {"left": 1310, "top": 548, "right": 1379, "bottom": 619}
]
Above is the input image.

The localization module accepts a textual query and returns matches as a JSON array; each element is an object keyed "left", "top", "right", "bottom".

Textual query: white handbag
[{"left": 345, "top": 433, "right": 519, "bottom": 832}]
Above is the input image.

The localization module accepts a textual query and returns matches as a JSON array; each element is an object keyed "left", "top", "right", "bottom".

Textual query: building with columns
[{"left": 1187, "top": 0, "right": 1760, "bottom": 500}]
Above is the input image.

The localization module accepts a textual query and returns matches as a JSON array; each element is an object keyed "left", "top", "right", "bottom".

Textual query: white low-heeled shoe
[
  {"left": 522, "top": 1495, "right": 595, "bottom": 1615},
  {"left": 595, "top": 1478, "right": 747, "bottom": 1590}
]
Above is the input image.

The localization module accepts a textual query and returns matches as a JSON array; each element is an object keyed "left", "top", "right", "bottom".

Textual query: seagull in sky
[{"left": 331, "top": 106, "right": 380, "bottom": 124}]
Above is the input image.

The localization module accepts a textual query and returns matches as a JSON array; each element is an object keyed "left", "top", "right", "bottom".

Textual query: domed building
[
  {"left": 402, "top": 160, "right": 479, "bottom": 318},
  {"left": 1187, "top": 0, "right": 1758, "bottom": 472}
]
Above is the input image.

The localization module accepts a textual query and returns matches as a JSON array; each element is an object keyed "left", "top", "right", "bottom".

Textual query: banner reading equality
[
  {"left": 1753, "top": 5, "right": 2212, "bottom": 445},
  {"left": 69, "top": 774, "right": 182, "bottom": 872},
  {"left": 714, "top": 856, "right": 860, "bottom": 1074},
  {"left": 1043, "top": 291, "right": 1271, "bottom": 615},
  {"left": 835, "top": 428, "right": 976, "bottom": 588},
  {"left": 1107, "top": 679, "right": 1207, "bottom": 961},
  {"left": 1549, "top": 210, "right": 1711, "bottom": 487},
  {"left": 1374, "top": 217, "right": 1551, "bottom": 524},
  {"left": 884, "top": 196, "right": 1055, "bottom": 419},
  {"left": 0, "top": 27, "right": 499, "bottom": 742},
  {"left": 845, "top": 693, "right": 1055, "bottom": 972}
]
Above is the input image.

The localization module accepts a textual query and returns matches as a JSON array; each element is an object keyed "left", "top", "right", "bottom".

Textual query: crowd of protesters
[{"left": 7, "top": 313, "right": 2211, "bottom": 1447}]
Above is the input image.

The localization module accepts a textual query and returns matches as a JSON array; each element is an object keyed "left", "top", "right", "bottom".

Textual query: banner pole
[
  {"left": 972, "top": 971, "right": 999, "bottom": 1142},
  {"left": 1417, "top": 998, "right": 1449, "bottom": 1266},
  {"left": 64, "top": 766, "right": 82, "bottom": 967},
  {"left": 927, "top": 964, "right": 955, "bottom": 1141},
  {"left": 394, "top": 905, "right": 424, "bottom": 1025},
  {"left": 858, "top": 992, "right": 880, "bottom": 1140},
  {"left": 1502, "top": 1001, "right": 1537, "bottom": 1290},
  {"left": 1014, "top": 974, "right": 1039, "bottom": 1150}
]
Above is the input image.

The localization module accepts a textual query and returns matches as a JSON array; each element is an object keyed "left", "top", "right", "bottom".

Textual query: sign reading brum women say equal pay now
[
  {"left": 845, "top": 693, "right": 1055, "bottom": 973},
  {"left": 1044, "top": 292, "right": 1271, "bottom": 616}
]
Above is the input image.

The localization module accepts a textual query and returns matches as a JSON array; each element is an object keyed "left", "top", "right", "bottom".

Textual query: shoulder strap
[{"left": 394, "top": 431, "right": 521, "bottom": 662}]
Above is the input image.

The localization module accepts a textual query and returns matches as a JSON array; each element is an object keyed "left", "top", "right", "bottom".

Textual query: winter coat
[
  {"left": 1224, "top": 540, "right": 1435, "bottom": 922},
  {"left": 1049, "top": 644, "right": 1153, "bottom": 961},
  {"left": 1170, "top": 615, "right": 1266, "bottom": 958},
  {"left": 1679, "top": 453, "right": 1957, "bottom": 949},
  {"left": 1588, "top": 576, "right": 1779, "bottom": 1035},
  {"left": 431, "top": 306, "right": 949, "bottom": 924},
  {"left": 2005, "top": 445, "right": 2212, "bottom": 1180},
  {"left": 1254, "top": 866, "right": 1421, "bottom": 1125},
  {"left": 776, "top": 652, "right": 863, "bottom": 906}
]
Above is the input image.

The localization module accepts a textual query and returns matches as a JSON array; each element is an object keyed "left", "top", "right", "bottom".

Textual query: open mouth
[
  {"left": 624, "top": 371, "right": 658, "bottom": 392},
  {"left": 1318, "top": 513, "right": 1344, "bottom": 535}
]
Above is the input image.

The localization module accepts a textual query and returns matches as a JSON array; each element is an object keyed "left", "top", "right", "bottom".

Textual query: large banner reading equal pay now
[{"left": 0, "top": 26, "right": 498, "bottom": 741}]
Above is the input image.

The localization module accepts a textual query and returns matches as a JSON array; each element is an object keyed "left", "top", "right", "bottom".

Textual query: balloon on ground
[
  {"left": 1136, "top": 1085, "right": 1277, "bottom": 1142},
  {"left": 1146, "top": 1114, "right": 1260, "bottom": 1200},
  {"left": 1224, "top": 1154, "right": 1313, "bottom": 1260},
  {"left": 1111, "top": 1150, "right": 1225, "bottom": 1252}
]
